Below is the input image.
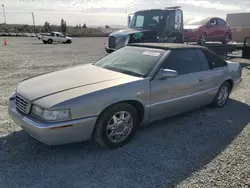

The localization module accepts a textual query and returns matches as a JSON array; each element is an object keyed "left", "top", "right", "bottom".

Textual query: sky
[{"left": 0, "top": 0, "right": 250, "bottom": 26}]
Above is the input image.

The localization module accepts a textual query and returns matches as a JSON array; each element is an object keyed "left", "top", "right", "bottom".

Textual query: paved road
[{"left": 0, "top": 37, "right": 249, "bottom": 188}]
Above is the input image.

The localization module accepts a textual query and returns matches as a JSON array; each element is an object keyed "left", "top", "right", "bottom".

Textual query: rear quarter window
[{"left": 203, "top": 50, "right": 227, "bottom": 69}]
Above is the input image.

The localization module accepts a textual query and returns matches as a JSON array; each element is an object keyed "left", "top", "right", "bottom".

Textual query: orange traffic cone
[{"left": 4, "top": 38, "right": 7, "bottom": 45}]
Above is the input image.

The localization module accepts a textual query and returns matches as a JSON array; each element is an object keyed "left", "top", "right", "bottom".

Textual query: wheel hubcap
[
  {"left": 225, "top": 34, "right": 230, "bottom": 43},
  {"left": 106, "top": 111, "right": 133, "bottom": 143},
  {"left": 200, "top": 34, "right": 206, "bottom": 44},
  {"left": 217, "top": 86, "right": 229, "bottom": 106}
]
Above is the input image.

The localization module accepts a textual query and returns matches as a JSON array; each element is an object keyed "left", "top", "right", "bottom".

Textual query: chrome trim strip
[{"left": 151, "top": 87, "right": 219, "bottom": 107}]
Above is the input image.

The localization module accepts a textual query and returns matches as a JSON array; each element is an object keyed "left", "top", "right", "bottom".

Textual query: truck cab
[{"left": 105, "top": 7, "right": 184, "bottom": 53}]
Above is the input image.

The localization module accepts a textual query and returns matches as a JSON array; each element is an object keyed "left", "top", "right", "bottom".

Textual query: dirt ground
[{"left": 0, "top": 37, "right": 249, "bottom": 188}]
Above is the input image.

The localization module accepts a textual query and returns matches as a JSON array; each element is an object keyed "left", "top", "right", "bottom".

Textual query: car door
[{"left": 150, "top": 49, "right": 206, "bottom": 120}]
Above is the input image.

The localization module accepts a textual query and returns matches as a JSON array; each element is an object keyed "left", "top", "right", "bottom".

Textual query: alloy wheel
[
  {"left": 106, "top": 111, "right": 133, "bottom": 143},
  {"left": 217, "top": 86, "right": 229, "bottom": 106}
]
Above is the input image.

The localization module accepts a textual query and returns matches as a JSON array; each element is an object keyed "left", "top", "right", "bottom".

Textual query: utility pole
[
  {"left": 2, "top": 4, "right": 7, "bottom": 30},
  {"left": 31, "top": 12, "right": 36, "bottom": 33}
]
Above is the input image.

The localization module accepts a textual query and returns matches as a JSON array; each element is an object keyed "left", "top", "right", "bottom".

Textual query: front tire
[
  {"left": 48, "top": 39, "right": 53, "bottom": 44},
  {"left": 66, "top": 40, "right": 72, "bottom": 44},
  {"left": 212, "top": 82, "right": 231, "bottom": 108},
  {"left": 94, "top": 103, "right": 139, "bottom": 149},
  {"left": 198, "top": 33, "right": 207, "bottom": 45},
  {"left": 222, "top": 33, "right": 231, "bottom": 44}
]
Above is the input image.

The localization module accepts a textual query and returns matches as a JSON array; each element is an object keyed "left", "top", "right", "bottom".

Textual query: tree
[
  {"left": 105, "top": 25, "right": 110, "bottom": 29},
  {"left": 79, "top": 24, "right": 81, "bottom": 28},
  {"left": 61, "top": 19, "right": 67, "bottom": 33},
  {"left": 44, "top": 21, "right": 51, "bottom": 32},
  {"left": 82, "top": 23, "right": 87, "bottom": 28}
]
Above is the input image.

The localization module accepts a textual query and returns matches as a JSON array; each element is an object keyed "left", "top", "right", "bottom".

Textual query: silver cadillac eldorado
[{"left": 8, "top": 43, "right": 242, "bottom": 149}]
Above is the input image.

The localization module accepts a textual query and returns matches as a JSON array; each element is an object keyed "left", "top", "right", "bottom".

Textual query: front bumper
[{"left": 8, "top": 100, "right": 97, "bottom": 145}]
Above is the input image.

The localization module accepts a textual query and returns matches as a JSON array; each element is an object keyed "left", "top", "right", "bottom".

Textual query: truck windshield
[
  {"left": 93, "top": 46, "right": 166, "bottom": 77},
  {"left": 129, "top": 10, "right": 166, "bottom": 30}
]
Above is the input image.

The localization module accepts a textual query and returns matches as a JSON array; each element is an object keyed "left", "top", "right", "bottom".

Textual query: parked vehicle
[
  {"left": 184, "top": 17, "right": 232, "bottom": 44},
  {"left": 37, "top": 33, "right": 51, "bottom": 40},
  {"left": 41, "top": 32, "right": 72, "bottom": 44},
  {"left": 105, "top": 6, "right": 184, "bottom": 53},
  {"left": 105, "top": 6, "right": 248, "bottom": 60},
  {"left": 9, "top": 43, "right": 242, "bottom": 149}
]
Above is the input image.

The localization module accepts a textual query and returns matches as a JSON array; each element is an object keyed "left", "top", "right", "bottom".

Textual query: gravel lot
[{"left": 0, "top": 37, "right": 249, "bottom": 188}]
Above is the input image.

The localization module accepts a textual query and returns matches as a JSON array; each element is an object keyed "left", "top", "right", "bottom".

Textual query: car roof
[{"left": 128, "top": 43, "right": 207, "bottom": 50}]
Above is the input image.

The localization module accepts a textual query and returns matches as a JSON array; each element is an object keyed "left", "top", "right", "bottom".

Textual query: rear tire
[
  {"left": 198, "top": 33, "right": 207, "bottom": 45},
  {"left": 94, "top": 103, "right": 139, "bottom": 149},
  {"left": 211, "top": 82, "right": 231, "bottom": 108},
  {"left": 48, "top": 39, "right": 53, "bottom": 44},
  {"left": 222, "top": 33, "right": 231, "bottom": 44}
]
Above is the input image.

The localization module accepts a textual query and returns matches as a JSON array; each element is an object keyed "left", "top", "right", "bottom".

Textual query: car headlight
[{"left": 32, "top": 105, "right": 71, "bottom": 121}]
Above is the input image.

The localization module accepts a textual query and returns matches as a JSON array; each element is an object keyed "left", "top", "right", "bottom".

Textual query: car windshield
[
  {"left": 129, "top": 10, "right": 166, "bottom": 30},
  {"left": 186, "top": 17, "right": 210, "bottom": 25},
  {"left": 93, "top": 46, "right": 166, "bottom": 77}
]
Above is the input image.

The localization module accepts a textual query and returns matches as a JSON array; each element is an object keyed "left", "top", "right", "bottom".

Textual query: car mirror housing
[{"left": 158, "top": 68, "right": 178, "bottom": 79}]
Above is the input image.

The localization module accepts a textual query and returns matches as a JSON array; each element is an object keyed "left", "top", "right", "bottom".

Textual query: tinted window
[
  {"left": 217, "top": 18, "right": 226, "bottom": 25},
  {"left": 203, "top": 50, "right": 227, "bottom": 68},
  {"left": 94, "top": 46, "right": 166, "bottom": 77},
  {"left": 196, "top": 50, "right": 210, "bottom": 71},
  {"left": 162, "top": 49, "right": 202, "bottom": 75}
]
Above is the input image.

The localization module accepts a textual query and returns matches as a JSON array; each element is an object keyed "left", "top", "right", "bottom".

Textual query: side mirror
[{"left": 158, "top": 68, "right": 178, "bottom": 79}]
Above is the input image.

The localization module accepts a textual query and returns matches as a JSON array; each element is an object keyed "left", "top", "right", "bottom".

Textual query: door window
[
  {"left": 162, "top": 49, "right": 202, "bottom": 75},
  {"left": 209, "top": 18, "right": 217, "bottom": 26},
  {"left": 196, "top": 49, "right": 210, "bottom": 71},
  {"left": 216, "top": 18, "right": 227, "bottom": 26},
  {"left": 135, "top": 15, "right": 144, "bottom": 27},
  {"left": 203, "top": 50, "right": 227, "bottom": 68},
  {"left": 56, "top": 34, "right": 60, "bottom": 37}
]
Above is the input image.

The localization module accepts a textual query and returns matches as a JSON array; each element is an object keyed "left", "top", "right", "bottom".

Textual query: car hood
[
  {"left": 184, "top": 25, "right": 202, "bottom": 29},
  {"left": 16, "top": 64, "right": 136, "bottom": 101},
  {"left": 66, "top": 36, "right": 72, "bottom": 40}
]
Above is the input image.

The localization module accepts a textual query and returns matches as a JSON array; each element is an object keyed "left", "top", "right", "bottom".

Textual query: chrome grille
[
  {"left": 15, "top": 95, "right": 31, "bottom": 114},
  {"left": 108, "top": 36, "right": 116, "bottom": 49}
]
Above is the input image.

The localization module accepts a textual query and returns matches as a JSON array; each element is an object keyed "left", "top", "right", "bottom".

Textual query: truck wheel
[
  {"left": 48, "top": 39, "right": 53, "bottom": 44},
  {"left": 211, "top": 82, "right": 231, "bottom": 108},
  {"left": 66, "top": 40, "right": 72, "bottom": 44},
  {"left": 198, "top": 33, "right": 207, "bottom": 45},
  {"left": 222, "top": 33, "right": 231, "bottom": 44},
  {"left": 94, "top": 103, "right": 139, "bottom": 149},
  {"left": 43, "top": 40, "right": 48, "bottom": 44}
]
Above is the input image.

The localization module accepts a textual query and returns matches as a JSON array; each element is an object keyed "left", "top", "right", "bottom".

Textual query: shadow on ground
[{"left": 0, "top": 99, "right": 249, "bottom": 188}]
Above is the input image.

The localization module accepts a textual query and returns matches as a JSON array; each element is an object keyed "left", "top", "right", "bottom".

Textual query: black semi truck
[{"left": 105, "top": 6, "right": 250, "bottom": 59}]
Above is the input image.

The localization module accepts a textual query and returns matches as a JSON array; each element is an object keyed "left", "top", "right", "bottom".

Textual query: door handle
[{"left": 199, "top": 78, "right": 204, "bottom": 82}]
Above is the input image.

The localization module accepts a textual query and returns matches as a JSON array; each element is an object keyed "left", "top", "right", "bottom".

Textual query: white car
[{"left": 41, "top": 32, "right": 72, "bottom": 44}]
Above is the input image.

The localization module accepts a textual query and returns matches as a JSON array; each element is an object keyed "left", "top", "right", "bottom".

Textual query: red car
[{"left": 184, "top": 17, "right": 232, "bottom": 45}]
